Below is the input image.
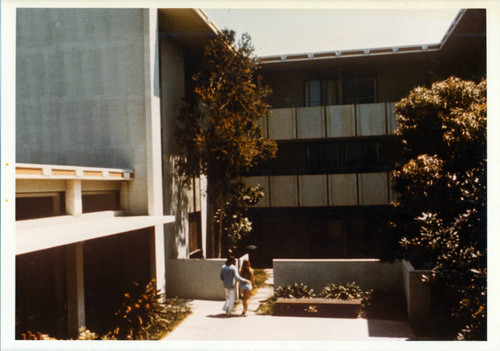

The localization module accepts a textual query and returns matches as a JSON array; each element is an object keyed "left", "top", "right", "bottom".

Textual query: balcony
[
  {"left": 243, "top": 172, "right": 396, "bottom": 208},
  {"left": 264, "top": 102, "right": 397, "bottom": 140}
]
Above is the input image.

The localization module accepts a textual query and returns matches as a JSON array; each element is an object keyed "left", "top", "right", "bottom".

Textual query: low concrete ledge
[
  {"left": 273, "top": 298, "right": 362, "bottom": 318},
  {"left": 402, "top": 259, "right": 432, "bottom": 325}
]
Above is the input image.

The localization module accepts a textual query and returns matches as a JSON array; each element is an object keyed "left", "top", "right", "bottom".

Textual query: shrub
[
  {"left": 110, "top": 279, "right": 191, "bottom": 340},
  {"left": 273, "top": 283, "right": 314, "bottom": 300},
  {"left": 320, "top": 282, "right": 373, "bottom": 306}
]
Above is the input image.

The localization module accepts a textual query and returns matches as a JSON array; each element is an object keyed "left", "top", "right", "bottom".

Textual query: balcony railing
[{"left": 263, "top": 102, "right": 397, "bottom": 140}]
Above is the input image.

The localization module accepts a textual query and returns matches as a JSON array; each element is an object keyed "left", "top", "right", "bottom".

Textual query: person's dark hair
[
  {"left": 225, "top": 256, "right": 236, "bottom": 266},
  {"left": 240, "top": 260, "right": 252, "bottom": 279}
]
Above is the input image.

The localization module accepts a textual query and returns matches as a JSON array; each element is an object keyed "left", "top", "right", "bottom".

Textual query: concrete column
[
  {"left": 66, "top": 242, "right": 85, "bottom": 338},
  {"left": 120, "top": 181, "right": 130, "bottom": 212},
  {"left": 200, "top": 175, "right": 208, "bottom": 258},
  {"left": 66, "top": 180, "right": 82, "bottom": 216},
  {"left": 144, "top": 8, "right": 166, "bottom": 294}
]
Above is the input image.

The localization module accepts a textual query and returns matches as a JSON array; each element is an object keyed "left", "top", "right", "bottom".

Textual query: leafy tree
[
  {"left": 391, "top": 77, "right": 486, "bottom": 340},
  {"left": 176, "top": 29, "right": 277, "bottom": 257}
]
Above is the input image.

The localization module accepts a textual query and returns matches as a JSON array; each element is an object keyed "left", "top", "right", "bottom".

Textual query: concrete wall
[
  {"left": 296, "top": 106, "right": 324, "bottom": 139},
  {"left": 326, "top": 105, "right": 356, "bottom": 138},
  {"left": 268, "top": 108, "right": 295, "bottom": 140},
  {"left": 299, "top": 175, "right": 327, "bottom": 207},
  {"left": 359, "top": 172, "right": 388, "bottom": 205},
  {"left": 159, "top": 34, "right": 191, "bottom": 259},
  {"left": 329, "top": 173, "right": 358, "bottom": 206},
  {"left": 267, "top": 102, "right": 396, "bottom": 140},
  {"left": 356, "top": 103, "right": 387, "bottom": 136},
  {"left": 270, "top": 175, "right": 298, "bottom": 207},
  {"left": 246, "top": 172, "right": 391, "bottom": 208},
  {"left": 16, "top": 9, "right": 152, "bottom": 215},
  {"left": 273, "top": 259, "right": 403, "bottom": 294},
  {"left": 402, "top": 260, "right": 431, "bottom": 325},
  {"left": 165, "top": 259, "right": 226, "bottom": 300}
]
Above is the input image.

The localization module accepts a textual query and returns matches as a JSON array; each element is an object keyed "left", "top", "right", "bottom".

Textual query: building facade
[
  {"left": 15, "top": 8, "right": 214, "bottom": 339},
  {"left": 242, "top": 9, "right": 486, "bottom": 264}
]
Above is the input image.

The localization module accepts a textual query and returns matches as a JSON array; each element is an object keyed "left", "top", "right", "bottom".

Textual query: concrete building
[
  {"left": 15, "top": 8, "right": 215, "bottom": 339},
  {"left": 242, "top": 9, "right": 486, "bottom": 264},
  {"left": 14, "top": 7, "right": 486, "bottom": 339}
]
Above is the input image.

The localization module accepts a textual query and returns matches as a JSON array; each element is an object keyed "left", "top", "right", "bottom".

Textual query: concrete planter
[
  {"left": 402, "top": 259, "right": 432, "bottom": 325},
  {"left": 273, "top": 298, "right": 362, "bottom": 318}
]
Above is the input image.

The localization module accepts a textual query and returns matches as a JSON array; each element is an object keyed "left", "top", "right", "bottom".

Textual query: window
[
  {"left": 305, "top": 79, "right": 338, "bottom": 106},
  {"left": 342, "top": 77, "right": 376, "bottom": 104}
]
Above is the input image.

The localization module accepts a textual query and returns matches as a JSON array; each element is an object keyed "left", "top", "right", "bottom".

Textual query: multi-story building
[
  {"left": 14, "top": 8, "right": 214, "bottom": 339},
  {"left": 243, "top": 9, "right": 486, "bottom": 264}
]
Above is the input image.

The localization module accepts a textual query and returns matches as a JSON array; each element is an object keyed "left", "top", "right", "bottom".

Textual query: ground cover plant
[
  {"left": 76, "top": 279, "right": 191, "bottom": 340},
  {"left": 253, "top": 269, "right": 268, "bottom": 288},
  {"left": 258, "top": 282, "right": 371, "bottom": 316}
]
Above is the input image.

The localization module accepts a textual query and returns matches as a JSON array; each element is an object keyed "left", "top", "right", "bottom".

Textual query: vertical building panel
[
  {"left": 326, "top": 104, "right": 356, "bottom": 137},
  {"left": 296, "top": 106, "right": 324, "bottom": 139},
  {"left": 299, "top": 175, "right": 327, "bottom": 207},
  {"left": 242, "top": 176, "right": 270, "bottom": 207},
  {"left": 356, "top": 103, "right": 386, "bottom": 136},
  {"left": 329, "top": 174, "right": 358, "bottom": 206},
  {"left": 359, "top": 172, "right": 389, "bottom": 205},
  {"left": 386, "top": 102, "right": 398, "bottom": 134},
  {"left": 268, "top": 108, "right": 296, "bottom": 140},
  {"left": 270, "top": 175, "right": 298, "bottom": 207}
]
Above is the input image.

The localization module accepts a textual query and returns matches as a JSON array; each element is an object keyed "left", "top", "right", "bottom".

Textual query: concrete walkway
[{"left": 164, "top": 269, "right": 416, "bottom": 341}]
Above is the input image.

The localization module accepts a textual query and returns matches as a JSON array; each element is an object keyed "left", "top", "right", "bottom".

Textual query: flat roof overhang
[
  {"left": 16, "top": 211, "right": 175, "bottom": 255},
  {"left": 158, "top": 9, "right": 219, "bottom": 53},
  {"left": 259, "top": 9, "right": 468, "bottom": 66}
]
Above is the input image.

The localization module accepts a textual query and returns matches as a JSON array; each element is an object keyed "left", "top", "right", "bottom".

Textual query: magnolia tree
[
  {"left": 391, "top": 77, "right": 486, "bottom": 340},
  {"left": 176, "top": 30, "right": 277, "bottom": 257}
]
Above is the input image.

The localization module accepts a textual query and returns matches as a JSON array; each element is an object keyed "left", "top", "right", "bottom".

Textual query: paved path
[{"left": 164, "top": 269, "right": 416, "bottom": 341}]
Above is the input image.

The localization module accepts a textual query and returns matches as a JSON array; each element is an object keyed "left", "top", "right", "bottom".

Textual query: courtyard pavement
[{"left": 164, "top": 269, "right": 416, "bottom": 341}]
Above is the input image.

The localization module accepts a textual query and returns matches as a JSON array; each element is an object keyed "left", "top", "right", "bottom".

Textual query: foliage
[
  {"left": 215, "top": 184, "right": 265, "bottom": 254},
  {"left": 176, "top": 29, "right": 277, "bottom": 257},
  {"left": 109, "top": 279, "right": 191, "bottom": 340},
  {"left": 77, "top": 327, "right": 99, "bottom": 340},
  {"left": 273, "top": 283, "right": 314, "bottom": 300},
  {"left": 253, "top": 269, "right": 268, "bottom": 288},
  {"left": 392, "top": 77, "right": 486, "bottom": 340},
  {"left": 320, "top": 282, "right": 372, "bottom": 307}
]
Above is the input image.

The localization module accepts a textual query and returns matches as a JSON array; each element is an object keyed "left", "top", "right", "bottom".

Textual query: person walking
[
  {"left": 219, "top": 256, "right": 250, "bottom": 316},
  {"left": 239, "top": 260, "right": 256, "bottom": 317}
]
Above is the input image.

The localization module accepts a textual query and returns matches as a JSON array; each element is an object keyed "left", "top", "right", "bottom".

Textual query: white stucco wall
[{"left": 16, "top": 8, "right": 151, "bottom": 215}]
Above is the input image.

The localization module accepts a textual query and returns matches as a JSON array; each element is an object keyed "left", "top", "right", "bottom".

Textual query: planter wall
[
  {"left": 273, "top": 259, "right": 403, "bottom": 294},
  {"left": 402, "top": 259, "right": 432, "bottom": 325}
]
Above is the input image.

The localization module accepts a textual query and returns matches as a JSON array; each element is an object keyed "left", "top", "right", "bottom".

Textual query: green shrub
[
  {"left": 253, "top": 269, "right": 268, "bottom": 288},
  {"left": 110, "top": 279, "right": 190, "bottom": 340},
  {"left": 273, "top": 283, "right": 314, "bottom": 300},
  {"left": 320, "top": 282, "right": 373, "bottom": 306}
]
